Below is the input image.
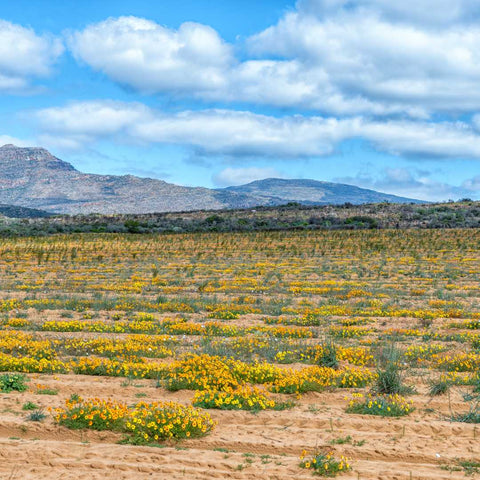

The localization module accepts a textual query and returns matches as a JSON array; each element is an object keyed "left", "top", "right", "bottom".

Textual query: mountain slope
[
  {"left": 0, "top": 144, "right": 254, "bottom": 214},
  {"left": 222, "top": 178, "right": 422, "bottom": 205},
  {"left": 0, "top": 144, "right": 422, "bottom": 214}
]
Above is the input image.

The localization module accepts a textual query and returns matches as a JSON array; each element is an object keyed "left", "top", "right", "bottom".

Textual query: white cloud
[
  {"left": 32, "top": 100, "right": 480, "bottom": 160},
  {"left": 0, "top": 135, "right": 31, "bottom": 147},
  {"left": 297, "top": 0, "right": 480, "bottom": 26},
  {"left": 33, "top": 100, "right": 152, "bottom": 149},
  {"left": 0, "top": 19, "right": 63, "bottom": 93},
  {"left": 462, "top": 175, "right": 480, "bottom": 192},
  {"left": 66, "top": 10, "right": 480, "bottom": 118},
  {"left": 356, "top": 120, "right": 480, "bottom": 158},
  {"left": 129, "top": 110, "right": 346, "bottom": 157},
  {"left": 66, "top": 16, "right": 425, "bottom": 117},
  {"left": 0, "top": 74, "right": 28, "bottom": 91},
  {"left": 247, "top": 4, "right": 480, "bottom": 115},
  {"left": 210, "top": 60, "right": 424, "bottom": 117},
  {"left": 335, "top": 167, "right": 479, "bottom": 201},
  {"left": 68, "top": 17, "right": 232, "bottom": 94},
  {"left": 213, "top": 167, "right": 285, "bottom": 186}
]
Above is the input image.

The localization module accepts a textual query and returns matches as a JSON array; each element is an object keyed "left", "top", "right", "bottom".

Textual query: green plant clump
[
  {"left": 0, "top": 373, "right": 28, "bottom": 393},
  {"left": 346, "top": 393, "right": 414, "bottom": 417}
]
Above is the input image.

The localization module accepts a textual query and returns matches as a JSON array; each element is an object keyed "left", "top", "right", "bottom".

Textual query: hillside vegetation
[{"left": 0, "top": 200, "right": 478, "bottom": 236}]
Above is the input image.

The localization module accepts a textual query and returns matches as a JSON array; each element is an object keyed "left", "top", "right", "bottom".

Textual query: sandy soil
[{"left": 0, "top": 373, "right": 477, "bottom": 480}]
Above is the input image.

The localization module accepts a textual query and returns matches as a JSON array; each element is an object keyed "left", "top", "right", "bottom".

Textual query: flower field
[{"left": 0, "top": 229, "right": 479, "bottom": 479}]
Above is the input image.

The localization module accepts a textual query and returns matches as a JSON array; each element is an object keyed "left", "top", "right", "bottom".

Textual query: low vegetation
[
  {"left": 0, "top": 228, "right": 478, "bottom": 478},
  {"left": 0, "top": 199, "right": 479, "bottom": 236}
]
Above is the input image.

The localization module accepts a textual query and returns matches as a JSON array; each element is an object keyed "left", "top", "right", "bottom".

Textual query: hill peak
[
  {"left": 1, "top": 143, "right": 47, "bottom": 152},
  {"left": 1, "top": 144, "right": 55, "bottom": 155},
  {"left": 236, "top": 178, "right": 329, "bottom": 187},
  {"left": 0, "top": 144, "right": 77, "bottom": 171},
  {"left": 224, "top": 177, "right": 422, "bottom": 205}
]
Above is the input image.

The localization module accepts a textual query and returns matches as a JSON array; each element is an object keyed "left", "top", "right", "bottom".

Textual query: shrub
[
  {"left": 300, "top": 450, "right": 351, "bottom": 477},
  {"left": 193, "top": 386, "right": 292, "bottom": 411},
  {"left": 53, "top": 396, "right": 216, "bottom": 444},
  {"left": 346, "top": 393, "right": 414, "bottom": 417},
  {"left": 27, "top": 410, "right": 46, "bottom": 422},
  {"left": 54, "top": 396, "right": 129, "bottom": 431},
  {"left": 450, "top": 393, "right": 480, "bottom": 424},
  {"left": 374, "top": 345, "right": 413, "bottom": 395},
  {"left": 164, "top": 354, "right": 241, "bottom": 392},
  {"left": 0, "top": 373, "right": 28, "bottom": 392},
  {"left": 428, "top": 378, "right": 451, "bottom": 396},
  {"left": 317, "top": 340, "right": 339, "bottom": 369},
  {"left": 125, "top": 401, "right": 215, "bottom": 443}
]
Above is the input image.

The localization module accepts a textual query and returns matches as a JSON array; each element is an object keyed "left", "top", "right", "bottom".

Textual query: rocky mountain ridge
[{"left": 0, "top": 144, "right": 421, "bottom": 214}]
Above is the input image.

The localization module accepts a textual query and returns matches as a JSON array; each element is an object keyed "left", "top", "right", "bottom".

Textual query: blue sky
[{"left": 1, "top": 0, "right": 480, "bottom": 200}]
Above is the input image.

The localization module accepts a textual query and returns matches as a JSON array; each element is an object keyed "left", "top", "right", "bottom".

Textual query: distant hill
[
  {"left": 223, "top": 178, "right": 421, "bottom": 205},
  {"left": 0, "top": 204, "right": 51, "bottom": 218},
  {"left": 0, "top": 144, "right": 422, "bottom": 214}
]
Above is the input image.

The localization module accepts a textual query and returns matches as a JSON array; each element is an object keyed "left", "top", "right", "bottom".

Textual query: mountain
[
  {"left": 0, "top": 144, "right": 254, "bottom": 214},
  {"left": 0, "top": 144, "right": 422, "bottom": 214},
  {"left": 223, "top": 178, "right": 421, "bottom": 206}
]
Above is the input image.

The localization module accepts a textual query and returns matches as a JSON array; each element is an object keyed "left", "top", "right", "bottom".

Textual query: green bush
[
  {"left": 317, "top": 340, "right": 339, "bottom": 369},
  {"left": 374, "top": 345, "right": 414, "bottom": 395},
  {"left": 0, "top": 373, "right": 28, "bottom": 393}
]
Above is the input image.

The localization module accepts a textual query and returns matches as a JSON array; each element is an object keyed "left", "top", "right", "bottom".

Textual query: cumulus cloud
[
  {"left": 66, "top": 16, "right": 430, "bottom": 116},
  {"left": 31, "top": 100, "right": 480, "bottom": 159},
  {"left": 210, "top": 60, "right": 424, "bottom": 117},
  {"left": 128, "top": 110, "right": 347, "bottom": 157},
  {"left": 65, "top": 8, "right": 480, "bottom": 118},
  {"left": 213, "top": 167, "right": 285, "bottom": 187},
  {"left": 33, "top": 100, "right": 152, "bottom": 149},
  {"left": 4, "top": 5, "right": 479, "bottom": 200},
  {"left": 34, "top": 101, "right": 344, "bottom": 156},
  {"left": 248, "top": 5, "right": 480, "bottom": 116},
  {"left": 355, "top": 120, "right": 480, "bottom": 158},
  {"left": 0, "top": 19, "right": 63, "bottom": 93},
  {"left": 68, "top": 17, "right": 232, "bottom": 94}
]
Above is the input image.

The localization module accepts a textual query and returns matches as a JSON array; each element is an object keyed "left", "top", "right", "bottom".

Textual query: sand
[{"left": 0, "top": 372, "right": 477, "bottom": 479}]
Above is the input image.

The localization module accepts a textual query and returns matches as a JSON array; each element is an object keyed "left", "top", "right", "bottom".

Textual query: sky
[{"left": 1, "top": 0, "right": 480, "bottom": 201}]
